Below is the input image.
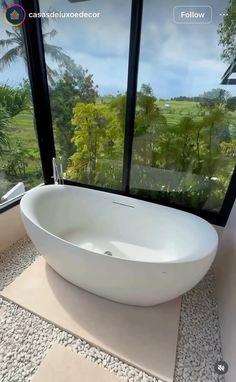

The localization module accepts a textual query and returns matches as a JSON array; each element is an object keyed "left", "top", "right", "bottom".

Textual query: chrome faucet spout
[{"left": 52, "top": 157, "right": 64, "bottom": 185}]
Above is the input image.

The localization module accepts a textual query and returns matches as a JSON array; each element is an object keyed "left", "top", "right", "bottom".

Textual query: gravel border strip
[
  {"left": 0, "top": 238, "right": 162, "bottom": 382},
  {"left": 174, "top": 269, "right": 225, "bottom": 382},
  {"left": 0, "top": 237, "right": 224, "bottom": 382}
]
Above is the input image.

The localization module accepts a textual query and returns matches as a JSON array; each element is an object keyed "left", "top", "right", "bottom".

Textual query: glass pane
[
  {"left": 39, "top": 0, "right": 131, "bottom": 190},
  {"left": 130, "top": 0, "right": 236, "bottom": 212},
  {"left": 0, "top": 15, "right": 42, "bottom": 205}
]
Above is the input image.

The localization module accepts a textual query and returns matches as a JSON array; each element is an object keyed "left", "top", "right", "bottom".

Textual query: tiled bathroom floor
[
  {"left": 0, "top": 237, "right": 225, "bottom": 382},
  {"left": 1, "top": 256, "right": 181, "bottom": 382},
  {"left": 32, "top": 344, "right": 128, "bottom": 382}
]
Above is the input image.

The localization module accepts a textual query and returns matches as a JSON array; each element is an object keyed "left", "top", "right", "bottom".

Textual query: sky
[{"left": 0, "top": 0, "right": 235, "bottom": 98}]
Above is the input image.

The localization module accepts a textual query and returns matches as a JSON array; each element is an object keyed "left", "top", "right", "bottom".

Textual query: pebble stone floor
[{"left": 0, "top": 237, "right": 225, "bottom": 382}]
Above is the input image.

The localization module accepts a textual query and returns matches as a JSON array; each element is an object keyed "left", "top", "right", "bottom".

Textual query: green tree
[
  {"left": 132, "top": 93, "right": 232, "bottom": 209},
  {"left": 132, "top": 84, "right": 166, "bottom": 167},
  {"left": 0, "top": 85, "right": 29, "bottom": 117},
  {"left": 50, "top": 59, "right": 98, "bottom": 161},
  {"left": 135, "top": 84, "right": 166, "bottom": 136},
  {"left": 67, "top": 102, "right": 122, "bottom": 186},
  {"left": 108, "top": 93, "right": 126, "bottom": 130},
  {"left": 197, "top": 104, "right": 230, "bottom": 178},
  {"left": 175, "top": 117, "right": 196, "bottom": 172},
  {"left": 4, "top": 139, "right": 29, "bottom": 177},
  {"left": 218, "top": 0, "right": 236, "bottom": 62},
  {"left": 200, "top": 88, "right": 231, "bottom": 103},
  {"left": 227, "top": 96, "right": 236, "bottom": 111}
]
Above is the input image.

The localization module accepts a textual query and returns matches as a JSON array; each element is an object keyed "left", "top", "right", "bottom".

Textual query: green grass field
[
  {"left": 6, "top": 99, "right": 236, "bottom": 154},
  {"left": 0, "top": 110, "right": 41, "bottom": 199},
  {"left": 9, "top": 110, "right": 37, "bottom": 148},
  {"left": 7, "top": 101, "right": 198, "bottom": 148},
  {"left": 158, "top": 100, "right": 200, "bottom": 127}
]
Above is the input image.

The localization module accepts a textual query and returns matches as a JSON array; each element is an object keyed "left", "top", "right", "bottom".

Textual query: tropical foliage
[
  {"left": 218, "top": 0, "right": 236, "bottom": 62},
  {"left": 0, "top": 85, "right": 29, "bottom": 155},
  {"left": 50, "top": 59, "right": 98, "bottom": 161},
  {"left": 66, "top": 102, "right": 123, "bottom": 187},
  {"left": 64, "top": 85, "right": 235, "bottom": 210}
]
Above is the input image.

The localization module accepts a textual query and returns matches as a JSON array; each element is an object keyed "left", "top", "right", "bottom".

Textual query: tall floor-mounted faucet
[{"left": 52, "top": 157, "right": 64, "bottom": 185}]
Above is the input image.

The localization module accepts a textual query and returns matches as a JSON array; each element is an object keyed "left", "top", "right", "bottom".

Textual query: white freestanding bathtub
[{"left": 20, "top": 184, "right": 218, "bottom": 306}]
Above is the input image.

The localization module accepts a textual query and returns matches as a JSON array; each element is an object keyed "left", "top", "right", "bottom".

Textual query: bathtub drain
[{"left": 104, "top": 250, "right": 112, "bottom": 256}]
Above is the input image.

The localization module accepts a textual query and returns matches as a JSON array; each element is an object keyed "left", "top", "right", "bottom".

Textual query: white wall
[
  {"left": 0, "top": 205, "right": 26, "bottom": 252},
  {"left": 215, "top": 201, "right": 236, "bottom": 382}
]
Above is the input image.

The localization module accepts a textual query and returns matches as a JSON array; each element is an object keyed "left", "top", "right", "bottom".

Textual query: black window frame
[{"left": 1, "top": 0, "right": 235, "bottom": 226}]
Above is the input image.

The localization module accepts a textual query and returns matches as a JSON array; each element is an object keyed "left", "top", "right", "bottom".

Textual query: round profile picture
[{"left": 4, "top": 4, "right": 26, "bottom": 27}]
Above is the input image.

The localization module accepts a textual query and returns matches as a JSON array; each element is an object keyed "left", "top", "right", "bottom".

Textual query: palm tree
[{"left": 0, "top": 3, "right": 70, "bottom": 85}]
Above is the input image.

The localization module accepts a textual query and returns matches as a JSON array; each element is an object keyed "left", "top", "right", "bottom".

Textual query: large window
[
  {"left": 130, "top": 0, "right": 236, "bottom": 213},
  {"left": 0, "top": 19, "right": 42, "bottom": 206},
  {"left": 39, "top": 0, "right": 131, "bottom": 190},
  {"left": 4, "top": 0, "right": 235, "bottom": 224}
]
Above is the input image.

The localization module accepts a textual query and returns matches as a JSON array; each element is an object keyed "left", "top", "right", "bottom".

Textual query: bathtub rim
[{"left": 20, "top": 184, "right": 219, "bottom": 265}]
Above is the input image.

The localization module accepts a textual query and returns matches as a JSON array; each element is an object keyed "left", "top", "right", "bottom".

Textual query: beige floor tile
[
  {"left": 1, "top": 257, "right": 181, "bottom": 382},
  {"left": 32, "top": 344, "right": 121, "bottom": 382}
]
